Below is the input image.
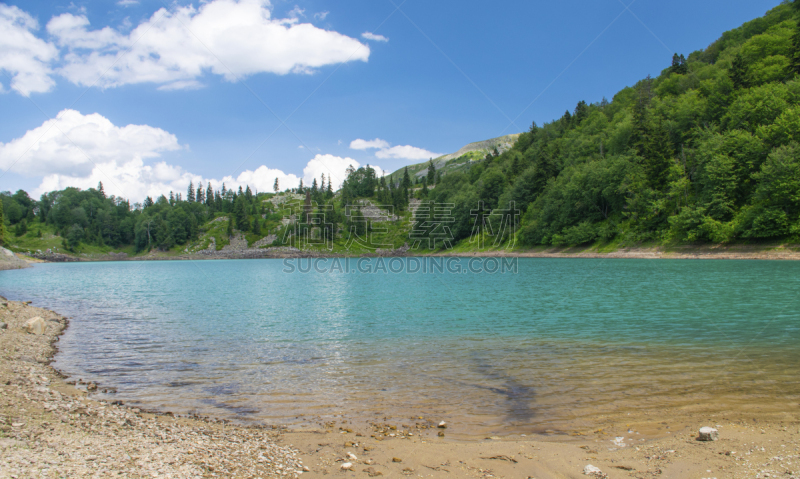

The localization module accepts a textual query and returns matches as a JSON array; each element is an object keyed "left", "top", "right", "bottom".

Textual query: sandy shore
[{"left": 2, "top": 297, "right": 800, "bottom": 478}]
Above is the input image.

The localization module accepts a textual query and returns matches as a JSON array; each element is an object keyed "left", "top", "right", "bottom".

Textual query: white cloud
[
  {"left": 46, "top": 0, "right": 370, "bottom": 90},
  {"left": 314, "top": 11, "right": 329, "bottom": 21},
  {"left": 0, "top": 4, "right": 59, "bottom": 96},
  {"left": 287, "top": 5, "right": 305, "bottom": 18},
  {"left": 302, "top": 154, "right": 360, "bottom": 189},
  {"left": 350, "top": 137, "right": 441, "bottom": 161},
  {"left": 375, "top": 145, "right": 440, "bottom": 160},
  {"left": 361, "top": 32, "right": 388, "bottom": 42},
  {"left": 1, "top": 110, "right": 382, "bottom": 201},
  {"left": 349, "top": 138, "right": 390, "bottom": 150},
  {"left": 117, "top": 0, "right": 140, "bottom": 6},
  {"left": 0, "top": 109, "right": 180, "bottom": 179}
]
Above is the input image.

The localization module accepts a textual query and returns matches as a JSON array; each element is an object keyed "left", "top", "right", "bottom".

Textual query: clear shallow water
[{"left": 1, "top": 258, "right": 799, "bottom": 436}]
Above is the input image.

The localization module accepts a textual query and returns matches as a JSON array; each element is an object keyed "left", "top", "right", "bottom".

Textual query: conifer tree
[
  {"left": 0, "top": 197, "right": 5, "bottom": 246},
  {"left": 426, "top": 159, "right": 436, "bottom": 186},
  {"left": 253, "top": 214, "right": 262, "bottom": 235},
  {"left": 326, "top": 175, "right": 333, "bottom": 197},
  {"left": 206, "top": 184, "right": 214, "bottom": 206},
  {"left": 320, "top": 174, "right": 326, "bottom": 192},
  {"left": 574, "top": 100, "right": 589, "bottom": 124},
  {"left": 197, "top": 182, "right": 205, "bottom": 204},
  {"left": 273, "top": 178, "right": 279, "bottom": 193},
  {"left": 234, "top": 196, "right": 249, "bottom": 231},
  {"left": 97, "top": 182, "right": 105, "bottom": 198},
  {"left": 402, "top": 167, "right": 411, "bottom": 190},
  {"left": 187, "top": 181, "right": 195, "bottom": 202}
]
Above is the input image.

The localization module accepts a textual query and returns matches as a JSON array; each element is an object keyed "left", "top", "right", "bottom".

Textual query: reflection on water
[{"left": 0, "top": 258, "right": 798, "bottom": 436}]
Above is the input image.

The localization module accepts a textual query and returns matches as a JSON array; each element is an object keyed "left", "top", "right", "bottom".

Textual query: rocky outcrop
[{"left": 0, "top": 247, "right": 30, "bottom": 270}]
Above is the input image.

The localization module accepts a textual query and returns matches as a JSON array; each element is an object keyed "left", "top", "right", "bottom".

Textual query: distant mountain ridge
[{"left": 386, "top": 133, "right": 521, "bottom": 182}]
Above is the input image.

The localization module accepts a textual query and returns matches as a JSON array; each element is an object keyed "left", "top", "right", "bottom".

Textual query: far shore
[
  {"left": 1, "top": 295, "right": 799, "bottom": 477},
  {"left": 9, "top": 240, "right": 800, "bottom": 265}
]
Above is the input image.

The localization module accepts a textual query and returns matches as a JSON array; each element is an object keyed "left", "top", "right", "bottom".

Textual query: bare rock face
[
  {"left": 698, "top": 427, "right": 719, "bottom": 441},
  {"left": 24, "top": 317, "right": 45, "bottom": 335}
]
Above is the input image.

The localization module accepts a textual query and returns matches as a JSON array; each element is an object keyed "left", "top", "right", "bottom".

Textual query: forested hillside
[
  {"left": 419, "top": 1, "right": 800, "bottom": 247},
  {"left": 2, "top": 2, "right": 800, "bottom": 254}
]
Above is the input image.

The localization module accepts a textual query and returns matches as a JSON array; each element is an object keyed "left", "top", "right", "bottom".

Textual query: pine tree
[
  {"left": 197, "top": 182, "right": 205, "bottom": 204},
  {"left": 0, "top": 197, "right": 5, "bottom": 246},
  {"left": 273, "top": 178, "right": 279, "bottom": 193},
  {"left": 670, "top": 53, "right": 688, "bottom": 75},
  {"left": 574, "top": 100, "right": 589, "bottom": 124},
  {"left": 311, "top": 178, "right": 318, "bottom": 194},
  {"left": 421, "top": 177, "right": 429, "bottom": 197},
  {"left": 234, "top": 196, "right": 249, "bottom": 231},
  {"left": 402, "top": 167, "right": 411, "bottom": 190},
  {"left": 169, "top": 191, "right": 175, "bottom": 205},
  {"left": 187, "top": 181, "right": 195, "bottom": 202},
  {"left": 730, "top": 53, "right": 748, "bottom": 89},
  {"left": 326, "top": 175, "right": 333, "bottom": 197},
  {"left": 97, "top": 182, "right": 105, "bottom": 198},
  {"left": 206, "top": 184, "right": 214, "bottom": 206},
  {"left": 426, "top": 159, "right": 436, "bottom": 186}
]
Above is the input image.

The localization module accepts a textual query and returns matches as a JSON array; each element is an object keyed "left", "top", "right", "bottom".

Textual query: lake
[{"left": 2, "top": 257, "right": 798, "bottom": 437}]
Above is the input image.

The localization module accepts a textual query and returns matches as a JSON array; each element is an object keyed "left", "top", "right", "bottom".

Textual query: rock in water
[
  {"left": 438, "top": 421, "right": 447, "bottom": 428},
  {"left": 341, "top": 462, "right": 353, "bottom": 470},
  {"left": 24, "top": 317, "right": 45, "bottom": 335},
  {"left": 698, "top": 427, "right": 719, "bottom": 441},
  {"left": 583, "top": 465, "right": 606, "bottom": 477}
]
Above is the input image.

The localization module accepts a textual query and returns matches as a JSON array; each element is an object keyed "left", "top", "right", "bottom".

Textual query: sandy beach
[{"left": 1, "top": 295, "right": 799, "bottom": 478}]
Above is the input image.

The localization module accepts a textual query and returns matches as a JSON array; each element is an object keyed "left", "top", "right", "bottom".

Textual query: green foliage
[{"left": 0, "top": 197, "right": 5, "bottom": 246}]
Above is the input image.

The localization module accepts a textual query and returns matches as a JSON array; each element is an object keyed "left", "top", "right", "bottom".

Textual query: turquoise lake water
[{"left": 1, "top": 258, "right": 798, "bottom": 436}]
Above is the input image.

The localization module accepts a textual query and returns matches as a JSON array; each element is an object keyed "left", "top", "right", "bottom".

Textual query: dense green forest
[
  {"left": 2, "top": 2, "right": 800, "bottom": 253},
  {"left": 420, "top": 1, "right": 800, "bottom": 247}
]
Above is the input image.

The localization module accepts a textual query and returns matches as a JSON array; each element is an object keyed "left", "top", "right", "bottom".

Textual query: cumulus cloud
[
  {"left": 375, "top": 145, "right": 440, "bottom": 160},
  {"left": 1, "top": 110, "right": 379, "bottom": 202},
  {"left": 47, "top": 0, "right": 370, "bottom": 90},
  {"left": 361, "top": 32, "right": 388, "bottom": 42},
  {"left": 349, "top": 138, "right": 390, "bottom": 150},
  {"left": 0, "top": 0, "right": 370, "bottom": 95},
  {"left": 350, "top": 137, "right": 441, "bottom": 161},
  {"left": 0, "top": 4, "right": 59, "bottom": 96}
]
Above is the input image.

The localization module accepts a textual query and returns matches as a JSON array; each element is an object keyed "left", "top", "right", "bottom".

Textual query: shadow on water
[{"left": 468, "top": 352, "right": 538, "bottom": 424}]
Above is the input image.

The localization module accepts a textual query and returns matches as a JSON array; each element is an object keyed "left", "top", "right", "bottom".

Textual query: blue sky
[{"left": 0, "top": 0, "right": 783, "bottom": 202}]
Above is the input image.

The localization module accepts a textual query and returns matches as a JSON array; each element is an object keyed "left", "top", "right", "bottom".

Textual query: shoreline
[
  {"left": 14, "top": 241, "right": 800, "bottom": 264},
  {"left": 1, "top": 296, "right": 799, "bottom": 477}
]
